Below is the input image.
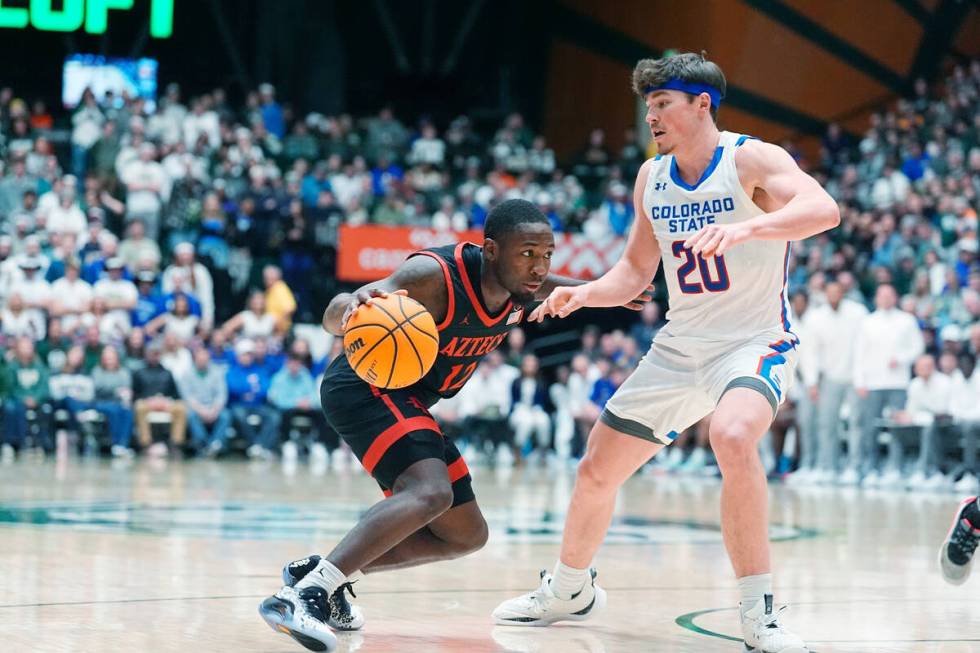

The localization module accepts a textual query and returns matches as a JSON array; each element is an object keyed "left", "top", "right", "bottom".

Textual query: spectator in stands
[
  {"left": 123, "top": 328, "right": 147, "bottom": 374},
  {"left": 221, "top": 290, "right": 277, "bottom": 342},
  {"left": 161, "top": 242, "right": 214, "bottom": 330},
  {"left": 844, "top": 284, "right": 925, "bottom": 485},
  {"left": 178, "top": 347, "right": 231, "bottom": 457},
  {"left": 226, "top": 339, "right": 280, "bottom": 459},
  {"left": 366, "top": 107, "right": 408, "bottom": 164},
  {"left": 888, "top": 354, "right": 954, "bottom": 489},
  {"left": 207, "top": 329, "right": 235, "bottom": 370},
  {"left": 10, "top": 256, "right": 50, "bottom": 330},
  {"left": 800, "top": 280, "right": 868, "bottom": 483},
  {"left": 0, "top": 156, "right": 38, "bottom": 217},
  {"left": 268, "top": 353, "right": 330, "bottom": 456},
  {"left": 88, "top": 346, "right": 135, "bottom": 458},
  {"left": 1, "top": 293, "right": 45, "bottom": 342},
  {"left": 587, "top": 358, "right": 621, "bottom": 418},
  {"left": 49, "top": 258, "right": 92, "bottom": 333},
  {"left": 587, "top": 182, "right": 633, "bottom": 237},
  {"left": 119, "top": 143, "right": 170, "bottom": 240},
  {"left": 452, "top": 350, "right": 514, "bottom": 464},
  {"left": 81, "top": 232, "right": 118, "bottom": 283},
  {"left": 133, "top": 340, "right": 186, "bottom": 456},
  {"left": 50, "top": 344, "right": 94, "bottom": 431},
  {"left": 629, "top": 301, "right": 664, "bottom": 346},
  {"left": 263, "top": 265, "right": 296, "bottom": 334},
  {"left": 2, "top": 337, "right": 52, "bottom": 456},
  {"left": 566, "top": 353, "right": 599, "bottom": 455},
  {"left": 258, "top": 83, "right": 285, "bottom": 140},
  {"left": 949, "top": 353, "right": 980, "bottom": 491},
  {"left": 118, "top": 220, "right": 161, "bottom": 272},
  {"left": 35, "top": 318, "right": 69, "bottom": 372},
  {"left": 408, "top": 123, "right": 445, "bottom": 167},
  {"left": 76, "top": 325, "right": 101, "bottom": 371},
  {"left": 70, "top": 89, "right": 103, "bottom": 179},
  {"left": 132, "top": 271, "right": 165, "bottom": 329},
  {"left": 549, "top": 365, "right": 575, "bottom": 464},
  {"left": 504, "top": 328, "right": 526, "bottom": 368},
  {"left": 509, "top": 354, "right": 551, "bottom": 466},
  {"left": 93, "top": 257, "right": 138, "bottom": 326},
  {"left": 45, "top": 188, "right": 85, "bottom": 240},
  {"left": 145, "top": 293, "right": 199, "bottom": 345},
  {"left": 158, "top": 331, "right": 193, "bottom": 380}
]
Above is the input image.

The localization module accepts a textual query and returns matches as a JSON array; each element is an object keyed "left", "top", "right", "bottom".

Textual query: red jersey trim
[
  {"left": 408, "top": 251, "right": 455, "bottom": 331},
  {"left": 454, "top": 241, "right": 512, "bottom": 328}
]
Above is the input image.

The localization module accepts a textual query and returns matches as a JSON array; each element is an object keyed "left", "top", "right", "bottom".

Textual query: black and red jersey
[{"left": 323, "top": 241, "right": 525, "bottom": 404}]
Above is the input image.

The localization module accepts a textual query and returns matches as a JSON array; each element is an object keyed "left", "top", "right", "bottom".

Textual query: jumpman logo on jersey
[{"left": 460, "top": 314, "right": 470, "bottom": 325}]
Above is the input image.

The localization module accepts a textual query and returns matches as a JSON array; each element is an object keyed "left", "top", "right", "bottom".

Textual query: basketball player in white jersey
[{"left": 493, "top": 52, "right": 839, "bottom": 653}]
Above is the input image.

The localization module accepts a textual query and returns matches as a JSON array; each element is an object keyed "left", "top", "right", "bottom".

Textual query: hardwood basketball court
[{"left": 1, "top": 457, "right": 977, "bottom": 652}]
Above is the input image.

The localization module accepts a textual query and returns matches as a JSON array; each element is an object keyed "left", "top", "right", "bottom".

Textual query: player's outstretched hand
[
  {"left": 342, "top": 288, "right": 408, "bottom": 329},
  {"left": 684, "top": 222, "right": 752, "bottom": 257},
  {"left": 622, "top": 283, "right": 655, "bottom": 311},
  {"left": 528, "top": 286, "right": 589, "bottom": 322}
]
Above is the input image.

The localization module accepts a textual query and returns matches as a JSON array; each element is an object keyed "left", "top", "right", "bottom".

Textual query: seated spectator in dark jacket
[
  {"left": 178, "top": 347, "right": 231, "bottom": 457},
  {"left": 2, "top": 337, "right": 53, "bottom": 455},
  {"left": 133, "top": 340, "right": 186, "bottom": 455},
  {"left": 226, "top": 339, "right": 280, "bottom": 458},
  {"left": 508, "top": 354, "right": 552, "bottom": 461}
]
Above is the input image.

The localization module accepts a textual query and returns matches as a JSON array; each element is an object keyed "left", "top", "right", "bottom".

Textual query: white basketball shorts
[{"left": 600, "top": 328, "right": 799, "bottom": 445}]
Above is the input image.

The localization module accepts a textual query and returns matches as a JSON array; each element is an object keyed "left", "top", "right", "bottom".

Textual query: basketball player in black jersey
[{"left": 259, "top": 199, "right": 651, "bottom": 651}]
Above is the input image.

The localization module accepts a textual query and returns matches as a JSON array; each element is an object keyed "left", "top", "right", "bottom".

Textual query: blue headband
[{"left": 643, "top": 79, "right": 723, "bottom": 109}]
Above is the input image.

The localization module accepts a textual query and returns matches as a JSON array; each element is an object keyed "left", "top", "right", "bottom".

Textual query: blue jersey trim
[
  {"left": 670, "top": 146, "right": 723, "bottom": 191},
  {"left": 735, "top": 134, "right": 758, "bottom": 147}
]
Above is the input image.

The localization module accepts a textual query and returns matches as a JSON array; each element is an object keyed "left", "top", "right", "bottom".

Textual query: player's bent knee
[
  {"left": 411, "top": 482, "right": 455, "bottom": 520},
  {"left": 456, "top": 516, "right": 489, "bottom": 554},
  {"left": 575, "top": 455, "right": 618, "bottom": 496},
  {"left": 709, "top": 421, "right": 758, "bottom": 462}
]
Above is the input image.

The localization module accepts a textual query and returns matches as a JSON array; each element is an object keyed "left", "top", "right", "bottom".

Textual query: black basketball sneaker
[
  {"left": 258, "top": 584, "right": 337, "bottom": 652},
  {"left": 283, "top": 555, "right": 365, "bottom": 630},
  {"left": 939, "top": 496, "right": 980, "bottom": 585}
]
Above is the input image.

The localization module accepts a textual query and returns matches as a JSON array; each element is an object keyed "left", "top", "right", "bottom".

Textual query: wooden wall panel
[
  {"left": 780, "top": 0, "right": 922, "bottom": 74},
  {"left": 543, "top": 40, "right": 636, "bottom": 161}
]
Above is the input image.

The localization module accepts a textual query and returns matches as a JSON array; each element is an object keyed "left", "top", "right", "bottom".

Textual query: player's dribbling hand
[
  {"left": 685, "top": 222, "right": 752, "bottom": 257},
  {"left": 622, "top": 283, "right": 655, "bottom": 311},
  {"left": 528, "top": 286, "right": 589, "bottom": 322},
  {"left": 342, "top": 288, "right": 408, "bottom": 329}
]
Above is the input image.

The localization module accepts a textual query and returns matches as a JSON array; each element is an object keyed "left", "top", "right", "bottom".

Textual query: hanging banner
[{"left": 337, "top": 225, "right": 625, "bottom": 282}]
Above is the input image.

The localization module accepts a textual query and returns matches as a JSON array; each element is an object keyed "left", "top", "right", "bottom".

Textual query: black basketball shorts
[{"left": 320, "top": 375, "right": 474, "bottom": 507}]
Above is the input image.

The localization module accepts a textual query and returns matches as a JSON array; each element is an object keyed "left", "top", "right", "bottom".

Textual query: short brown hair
[{"left": 632, "top": 51, "right": 727, "bottom": 120}]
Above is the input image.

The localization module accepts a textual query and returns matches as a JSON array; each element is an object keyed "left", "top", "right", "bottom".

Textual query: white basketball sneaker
[
  {"left": 258, "top": 585, "right": 338, "bottom": 652},
  {"left": 282, "top": 555, "right": 365, "bottom": 630},
  {"left": 492, "top": 569, "right": 606, "bottom": 626},
  {"left": 740, "top": 595, "right": 809, "bottom": 653}
]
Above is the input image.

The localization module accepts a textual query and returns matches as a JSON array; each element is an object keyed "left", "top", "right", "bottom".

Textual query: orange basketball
[{"left": 343, "top": 294, "right": 440, "bottom": 389}]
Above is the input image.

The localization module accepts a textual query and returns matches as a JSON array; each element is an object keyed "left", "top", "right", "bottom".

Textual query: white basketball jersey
[{"left": 642, "top": 131, "right": 794, "bottom": 341}]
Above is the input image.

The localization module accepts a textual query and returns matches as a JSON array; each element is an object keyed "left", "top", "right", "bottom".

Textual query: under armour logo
[{"left": 654, "top": 182, "right": 668, "bottom": 191}]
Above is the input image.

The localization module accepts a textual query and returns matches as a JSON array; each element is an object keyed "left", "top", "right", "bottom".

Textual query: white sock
[
  {"left": 737, "top": 573, "right": 772, "bottom": 618},
  {"left": 295, "top": 559, "right": 346, "bottom": 595},
  {"left": 550, "top": 561, "right": 589, "bottom": 600},
  {"left": 347, "top": 569, "right": 364, "bottom": 584}
]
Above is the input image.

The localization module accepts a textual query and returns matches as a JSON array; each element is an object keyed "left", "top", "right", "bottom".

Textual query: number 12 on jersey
[{"left": 671, "top": 240, "right": 731, "bottom": 294}]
